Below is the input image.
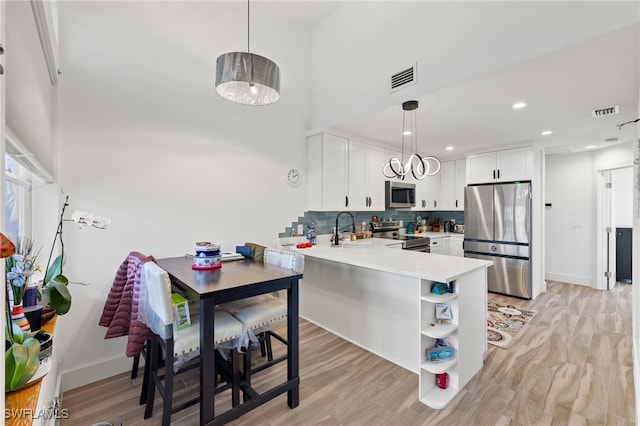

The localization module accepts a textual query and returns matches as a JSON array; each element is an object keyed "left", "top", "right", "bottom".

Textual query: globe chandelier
[{"left": 383, "top": 100, "right": 441, "bottom": 180}]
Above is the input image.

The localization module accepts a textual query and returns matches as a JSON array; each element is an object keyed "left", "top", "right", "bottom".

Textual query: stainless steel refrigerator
[{"left": 463, "top": 182, "right": 532, "bottom": 299}]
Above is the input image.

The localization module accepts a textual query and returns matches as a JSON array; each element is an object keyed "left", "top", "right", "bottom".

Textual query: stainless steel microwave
[{"left": 385, "top": 181, "right": 416, "bottom": 209}]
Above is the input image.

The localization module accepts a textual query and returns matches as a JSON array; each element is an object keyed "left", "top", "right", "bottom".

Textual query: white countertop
[{"left": 288, "top": 236, "right": 491, "bottom": 283}]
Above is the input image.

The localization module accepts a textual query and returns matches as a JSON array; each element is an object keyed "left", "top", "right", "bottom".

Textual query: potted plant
[{"left": 4, "top": 195, "right": 110, "bottom": 389}]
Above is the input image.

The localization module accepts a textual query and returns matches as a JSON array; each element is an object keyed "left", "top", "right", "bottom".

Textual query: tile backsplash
[{"left": 279, "top": 210, "right": 464, "bottom": 238}]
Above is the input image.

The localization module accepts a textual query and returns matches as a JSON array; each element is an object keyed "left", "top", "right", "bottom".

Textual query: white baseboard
[
  {"left": 545, "top": 272, "right": 592, "bottom": 287},
  {"left": 60, "top": 356, "right": 136, "bottom": 392}
]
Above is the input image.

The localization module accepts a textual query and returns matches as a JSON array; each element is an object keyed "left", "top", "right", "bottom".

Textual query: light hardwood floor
[{"left": 61, "top": 281, "right": 635, "bottom": 425}]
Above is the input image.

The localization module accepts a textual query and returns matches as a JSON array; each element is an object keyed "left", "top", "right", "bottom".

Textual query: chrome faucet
[{"left": 334, "top": 211, "right": 356, "bottom": 246}]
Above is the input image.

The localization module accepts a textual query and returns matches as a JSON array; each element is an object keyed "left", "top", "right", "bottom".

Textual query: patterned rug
[{"left": 487, "top": 301, "right": 537, "bottom": 349}]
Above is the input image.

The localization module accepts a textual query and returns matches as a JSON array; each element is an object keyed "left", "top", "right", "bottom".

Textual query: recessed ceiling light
[
  {"left": 403, "top": 130, "right": 412, "bottom": 135},
  {"left": 512, "top": 102, "right": 526, "bottom": 109},
  {"left": 585, "top": 145, "right": 598, "bottom": 149},
  {"left": 445, "top": 146, "right": 454, "bottom": 151},
  {"left": 541, "top": 130, "right": 552, "bottom": 136}
]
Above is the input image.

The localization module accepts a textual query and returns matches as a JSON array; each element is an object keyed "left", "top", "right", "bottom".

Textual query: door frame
[{"left": 595, "top": 164, "right": 633, "bottom": 290}]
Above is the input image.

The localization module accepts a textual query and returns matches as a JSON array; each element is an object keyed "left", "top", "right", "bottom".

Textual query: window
[{"left": 4, "top": 154, "right": 32, "bottom": 243}]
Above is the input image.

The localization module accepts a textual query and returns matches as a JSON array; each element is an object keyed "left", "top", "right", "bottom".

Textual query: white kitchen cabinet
[
  {"left": 350, "top": 142, "right": 386, "bottom": 210},
  {"left": 430, "top": 237, "right": 445, "bottom": 254},
  {"left": 307, "top": 133, "right": 348, "bottom": 211},
  {"left": 415, "top": 173, "right": 440, "bottom": 211},
  {"left": 439, "top": 161, "right": 456, "bottom": 210},
  {"left": 308, "top": 133, "right": 387, "bottom": 211},
  {"left": 454, "top": 159, "right": 466, "bottom": 210},
  {"left": 449, "top": 235, "right": 464, "bottom": 257},
  {"left": 466, "top": 147, "right": 533, "bottom": 184}
]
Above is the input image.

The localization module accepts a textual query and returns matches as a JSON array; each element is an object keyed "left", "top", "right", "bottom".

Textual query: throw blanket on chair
[{"left": 99, "top": 251, "right": 155, "bottom": 357}]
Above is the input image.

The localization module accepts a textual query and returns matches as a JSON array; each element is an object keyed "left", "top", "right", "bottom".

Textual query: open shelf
[
  {"left": 421, "top": 292, "right": 457, "bottom": 304},
  {"left": 421, "top": 358, "right": 457, "bottom": 374},
  {"left": 421, "top": 322, "right": 458, "bottom": 339},
  {"left": 419, "top": 386, "right": 459, "bottom": 409}
]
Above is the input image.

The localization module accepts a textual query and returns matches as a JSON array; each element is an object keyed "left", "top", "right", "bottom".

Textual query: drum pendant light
[{"left": 215, "top": 0, "right": 280, "bottom": 105}]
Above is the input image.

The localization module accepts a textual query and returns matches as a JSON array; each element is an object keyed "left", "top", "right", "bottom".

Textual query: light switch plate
[{"left": 297, "top": 224, "right": 304, "bottom": 235}]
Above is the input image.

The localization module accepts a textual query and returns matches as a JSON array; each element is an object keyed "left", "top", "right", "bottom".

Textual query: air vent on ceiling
[
  {"left": 591, "top": 105, "right": 619, "bottom": 118},
  {"left": 390, "top": 64, "right": 417, "bottom": 92},
  {"left": 544, "top": 145, "right": 574, "bottom": 156}
]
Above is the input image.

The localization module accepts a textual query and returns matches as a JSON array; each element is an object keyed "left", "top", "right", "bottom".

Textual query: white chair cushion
[
  {"left": 222, "top": 295, "right": 287, "bottom": 330},
  {"left": 173, "top": 310, "right": 243, "bottom": 357}
]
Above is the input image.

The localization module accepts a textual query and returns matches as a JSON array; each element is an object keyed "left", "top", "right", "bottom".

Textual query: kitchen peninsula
[{"left": 290, "top": 238, "right": 492, "bottom": 408}]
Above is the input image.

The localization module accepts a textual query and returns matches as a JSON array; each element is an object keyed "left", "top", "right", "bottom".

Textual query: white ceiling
[
  {"left": 333, "top": 22, "right": 639, "bottom": 159},
  {"left": 260, "top": 1, "right": 639, "bottom": 159}
]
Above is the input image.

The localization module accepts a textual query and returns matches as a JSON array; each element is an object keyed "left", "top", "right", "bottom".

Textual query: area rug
[{"left": 487, "top": 301, "right": 537, "bottom": 349}]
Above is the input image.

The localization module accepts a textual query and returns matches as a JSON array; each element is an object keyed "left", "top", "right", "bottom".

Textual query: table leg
[
  {"left": 201, "top": 298, "right": 216, "bottom": 424},
  {"left": 287, "top": 279, "right": 300, "bottom": 408}
]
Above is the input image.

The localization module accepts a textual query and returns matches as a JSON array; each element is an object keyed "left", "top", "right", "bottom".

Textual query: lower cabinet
[{"left": 449, "top": 236, "right": 464, "bottom": 257}]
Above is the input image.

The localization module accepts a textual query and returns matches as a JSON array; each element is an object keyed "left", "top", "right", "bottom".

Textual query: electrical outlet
[{"left": 297, "top": 224, "right": 303, "bottom": 235}]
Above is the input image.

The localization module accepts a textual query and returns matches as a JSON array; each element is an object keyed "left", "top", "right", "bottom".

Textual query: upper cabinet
[
  {"left": 307, "top": 133, "right": 348, "bottom": 211},
  {"left": 415, "top": 172, "right": 440, "bottom": 210},
  {"left": 415, "top": 159, "right": 465, "bottom": 211},
  {"left": 348, "top": 141, "right": 386, "bottom": 210},
  {"left": 307, "top": 133, "right": 387, "bottom": 211},
  {"left": 466, "top": 147, "right": 534, "bottom": 184}
]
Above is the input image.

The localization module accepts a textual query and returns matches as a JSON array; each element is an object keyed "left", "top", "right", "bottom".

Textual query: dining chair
[
  {"left": 139, "top": 261, "right": 244, "bottom": 426},
  {"left": 220, "top": 247, "right": 303, "bottom": 391}
]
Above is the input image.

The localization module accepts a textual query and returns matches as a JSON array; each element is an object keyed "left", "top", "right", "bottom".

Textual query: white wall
[
  {"left": 614, "top": 167, "right": 633, "bottom": 227},
  {"left": 311, "top": 2, "right": 639, "bottom": 130},
  {"left": 55, "top": 1, "right": 311, "bottom": 390},
  {"left": 545, "top": 152, "right": 595, "bottom": 286},
  {"left": 545, "top": 142, "right": 635, "bottom": 286}
]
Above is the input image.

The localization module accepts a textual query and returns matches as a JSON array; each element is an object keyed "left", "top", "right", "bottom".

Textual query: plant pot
[
  {"left": 24, "top": 305, "right": 44, "bottom": 331},
  {"left": 41, "top": 307, "right": 56, "bottom": 324},
  {"left": 11, "top": 304, "right": 31, "bottom": 333},
  {"left": 23, "top": 284, "right": 40, "bottom": 307}
]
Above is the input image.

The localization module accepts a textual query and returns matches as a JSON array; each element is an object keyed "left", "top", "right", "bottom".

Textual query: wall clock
[{"left": 286, "top": 168, "right": 302, "bottom": 187}]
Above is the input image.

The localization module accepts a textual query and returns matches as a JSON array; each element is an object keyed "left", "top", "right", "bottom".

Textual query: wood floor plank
[{"left": 60, "top": 281, "right": 635, "bottom": 426}]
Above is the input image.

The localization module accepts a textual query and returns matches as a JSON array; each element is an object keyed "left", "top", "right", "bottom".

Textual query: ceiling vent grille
[
  {"left": 591, "top": 105, "right": 619, "bottom": 118},
  {"left": 390, "top": 64, "right": 416, "bottom": 92}
]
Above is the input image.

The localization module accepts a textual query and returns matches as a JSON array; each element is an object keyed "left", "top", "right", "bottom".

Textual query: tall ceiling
[
  {"left": 265, "top": 1, "right": 639, "bottom": 158},
  {"left": 334, "top": 21, "right": 639, "bottom": 158}
]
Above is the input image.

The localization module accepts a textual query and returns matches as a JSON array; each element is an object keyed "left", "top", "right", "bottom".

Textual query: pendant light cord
[{"left": 247, "top": 0, "right": 254, "bottom": 87}]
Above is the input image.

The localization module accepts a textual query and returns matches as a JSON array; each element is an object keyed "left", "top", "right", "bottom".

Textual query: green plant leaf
[
  {"left": 44, "top": 255, "right": 63, "bottom": 283},
  {"left": 11, "top": 323, "right": 24, "bottom": 344},
  {"left": 5, "top": 338, "right": 40, "bottom": 390},
  {"left": 47, "top": 275, "right": 71, "bottom": 315}
]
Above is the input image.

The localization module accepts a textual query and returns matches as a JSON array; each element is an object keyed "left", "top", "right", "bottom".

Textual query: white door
[
  {"left": 597, "top": 170, "right": 617, "bottom": 290},
  {"left": 604, "top": 171, "right": 617, "bottom": 289}
]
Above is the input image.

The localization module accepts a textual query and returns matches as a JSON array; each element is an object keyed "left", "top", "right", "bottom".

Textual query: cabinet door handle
[
  {"left": 455, "top": 200, "right": 458, "bottom": 208},
  {"left": 345, "top": 196, "right": 349, "bottom": 207},
  {"left": 434, "top": 200, "right": 437, "bottom": 208},
  {"left": 493, "top": 169, "right": 496, "bottom": 180},
  {"left": 497, "top": 169, "right": 501, "bottom": 179},
  {"left": 422, "top": 200, "right": 426, "bottom": 208}
]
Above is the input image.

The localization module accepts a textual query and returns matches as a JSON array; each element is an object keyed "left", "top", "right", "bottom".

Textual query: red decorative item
[
  {"left": 192, "top": 262, "right": 222, "bottom": 270},
  {"left": 435, "top": 372, "right": 449, "bottom": 389}
]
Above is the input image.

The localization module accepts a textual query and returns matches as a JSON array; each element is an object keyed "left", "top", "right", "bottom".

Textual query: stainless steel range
[{"left": 371, "top": 221, "right": 431, "bottom": 252}]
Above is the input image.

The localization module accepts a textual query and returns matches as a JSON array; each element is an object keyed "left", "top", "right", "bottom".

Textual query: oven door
[{"left": 402, "top": 245, "right": 430, "bottom": 253}]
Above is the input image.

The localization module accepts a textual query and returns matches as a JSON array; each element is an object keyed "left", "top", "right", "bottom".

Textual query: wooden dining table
[{"left": 155, "top": 256, "right": 302, "bottom": 425}]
